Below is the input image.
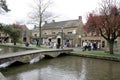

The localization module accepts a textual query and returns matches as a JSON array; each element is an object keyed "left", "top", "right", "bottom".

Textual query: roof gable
[{"left": 43, "top": 19, "right": 81, "bottom": 29}]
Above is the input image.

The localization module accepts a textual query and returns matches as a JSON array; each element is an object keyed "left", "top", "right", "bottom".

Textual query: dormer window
[{"left": 68, "top": 32, "right": 72, "bottom": 34}]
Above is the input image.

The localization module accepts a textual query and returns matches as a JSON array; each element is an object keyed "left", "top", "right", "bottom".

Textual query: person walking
[{"left": 82, "top": 40, "right": 87, "bottom": 51}]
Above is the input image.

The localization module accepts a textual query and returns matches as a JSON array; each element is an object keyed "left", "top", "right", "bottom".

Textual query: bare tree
[
  {"left": 0, "top": 0, "right": 10, "bottom": 30},
  {"left": 0, "top": 0, "right": 10, "bottom": 12},
  {"left": 29, "top": 0, "right": 54, "bottom": 46}
]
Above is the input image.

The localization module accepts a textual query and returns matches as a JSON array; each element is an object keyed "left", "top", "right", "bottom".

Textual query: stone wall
[
  {"left": 0, "top": 72, "right": 6, "bottom": 80},
  {"left": 0, "top": 49, "right": 73, "bottom": 64}
]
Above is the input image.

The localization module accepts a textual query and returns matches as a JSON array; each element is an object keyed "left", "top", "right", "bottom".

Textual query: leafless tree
[
  {"left": 0, "top": 0, "right": 10, "bottom": 13},
  {"left": 29, "top": 0, "right": 54, "bottom": 46},
  {"left": 0, "top": 0, "right": 10, "bottom": 29}
]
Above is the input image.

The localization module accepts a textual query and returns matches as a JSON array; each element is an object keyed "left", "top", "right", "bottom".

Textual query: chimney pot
[{"left": 78, "top": 16, "right": 82, "bottom": 20}]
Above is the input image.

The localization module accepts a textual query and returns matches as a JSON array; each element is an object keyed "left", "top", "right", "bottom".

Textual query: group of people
[
  {"left": 42, "top": 40, "right": 70, "bottom": 49},
  {"left": 82, "top": 40, "right": 101, "bottom": 51}
]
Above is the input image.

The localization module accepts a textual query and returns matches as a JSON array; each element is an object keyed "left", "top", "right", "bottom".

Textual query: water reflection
[
  {"left": 0, "top": 47, "right": 26, "bottom": 54},
  {"left": 79, "top": 60, "right": 86, "bottom": 80},
  {"left": 1, "top": 56, "right": 120, "bottom": 80}
]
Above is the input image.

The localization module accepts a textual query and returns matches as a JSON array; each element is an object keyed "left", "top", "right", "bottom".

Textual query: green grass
[
  {"left": 0, "top": 43, "right": 50, "bottom": 50},
  {"left": 72, "top": 50, "right": 120, "bottom": 58}
]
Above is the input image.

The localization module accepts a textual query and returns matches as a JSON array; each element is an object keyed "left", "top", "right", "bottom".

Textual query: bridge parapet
[
  {"left": 0, "top": 49, "right": 73, "bottom": 66},
  {"left": 42, "top": 49, "right": 73, "bottom": 57}
]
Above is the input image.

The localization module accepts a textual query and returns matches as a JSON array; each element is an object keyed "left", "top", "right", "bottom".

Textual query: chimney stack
[{"left": 78, "top": 16, "right": 82, "bottom": 20}]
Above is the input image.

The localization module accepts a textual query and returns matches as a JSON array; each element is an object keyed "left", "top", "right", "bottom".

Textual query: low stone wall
[
  {"left": 0, "top": 72, "right": 6, "bottom": 80},
  {"left": 0, "top": 49, "right": 73, "bottom": 64},
  {"left": 70, "top": 53, "right": 120, "bottom": 62}
]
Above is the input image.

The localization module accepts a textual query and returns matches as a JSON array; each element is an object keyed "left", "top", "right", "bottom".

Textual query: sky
[{"left": 0, "top": 0, "right": 100, "bottom": 29}]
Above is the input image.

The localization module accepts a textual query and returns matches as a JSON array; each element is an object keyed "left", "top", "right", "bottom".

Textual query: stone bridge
[
  {"left": 0, "top": 72, "right": 6, "bottom": 80},
  {"left": 0, "top": 49, "right": 73, "bottom": 65}
]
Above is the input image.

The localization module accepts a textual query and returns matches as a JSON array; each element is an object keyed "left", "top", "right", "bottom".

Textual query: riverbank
[
  {"left": 71, "top": 50, "right": 120, "bottom": 62},
  {"left": 0, "top": 43, "right": 120, "bottom": 62}
]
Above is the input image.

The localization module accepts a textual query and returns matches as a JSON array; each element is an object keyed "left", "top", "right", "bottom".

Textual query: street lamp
[
  {"left": 61, "top": 27, "right": 64, "bottom": 49},
  {"left": 73, "top": 30, "right": 76, "bottom": 47},
  {"left": 78, "top": 35, "right": 82, "bottom": 47}
]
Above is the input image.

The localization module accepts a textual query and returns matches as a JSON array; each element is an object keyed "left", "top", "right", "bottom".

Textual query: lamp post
[
  {"left": 73, "top": 30, "right": 76, "bottom": 47},
  {"left": 61, "top": 27, "right": 64, "bottom": 49},
  {"left": 78, "top": 35, "right": 82, "bottom": 47}
]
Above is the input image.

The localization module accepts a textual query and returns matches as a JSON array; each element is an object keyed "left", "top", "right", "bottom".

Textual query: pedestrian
[
  {"left": 25, "top": 42, "right": 29, "bottom": 47},
  {"left": 82, "top": 40, "right": 87, "bottom": 51},
  {"left": 87, "top": 41, "right": 91, "bottom": 51}
]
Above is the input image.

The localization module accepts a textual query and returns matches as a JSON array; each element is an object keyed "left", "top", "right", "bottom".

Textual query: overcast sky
[{"left": 0, "top": 0, "right": 100, "bottom": 29}]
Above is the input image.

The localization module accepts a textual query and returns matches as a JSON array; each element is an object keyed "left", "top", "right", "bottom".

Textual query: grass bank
[
  {"left": 71, "top": 50, "right": 120, "bottom": 62},
  {"left": 72, "top": 50, "right": 120, "bottom": 58}
]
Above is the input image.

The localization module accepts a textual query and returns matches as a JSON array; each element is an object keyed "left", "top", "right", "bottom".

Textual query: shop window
[
  {"left": 34, "top": 34, "right": 37, "bottom": 37},
  {"left": 102, "top": 41, "right": 105, "bottom": 47},
  {"left": 23, "top": 32, "right": 26, "bottom": 37},
  {"left": 68, "top": 32, "right": 72, "bottom": 34},
  {"left": 114, "top": 41, "right": 117, "bottom": 47}
]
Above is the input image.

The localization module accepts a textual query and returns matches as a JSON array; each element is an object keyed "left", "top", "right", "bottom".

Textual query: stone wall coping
[{"left": 0, "top": 49, "right": 73, "bottom": 59}]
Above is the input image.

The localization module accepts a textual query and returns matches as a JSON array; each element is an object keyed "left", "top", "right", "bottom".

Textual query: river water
[
  {"left": 1, "top": 56, "right": 120, "bottom": 80},
  {"left": 0, "top": 47, "right": 27, "bottom": 54}
]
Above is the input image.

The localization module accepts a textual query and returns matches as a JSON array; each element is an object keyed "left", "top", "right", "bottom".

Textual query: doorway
[{"left": 57, "top": 38, "right": 61, "bottom": 48}]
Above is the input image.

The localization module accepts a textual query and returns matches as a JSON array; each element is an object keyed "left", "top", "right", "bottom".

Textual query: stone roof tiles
[{"left": 42, "top": 19, "right": 81, "bottom": 29}]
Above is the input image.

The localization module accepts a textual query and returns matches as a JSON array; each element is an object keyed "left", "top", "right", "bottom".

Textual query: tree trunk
[
  {"left": 38, "top": 16, "right": 42, "bottom": 47},
  {"left": 108, "top": 41, "right": 114, "bottom": 54},
  {"left": 13, "top": 39, "right": 16, "bottom": 45}
]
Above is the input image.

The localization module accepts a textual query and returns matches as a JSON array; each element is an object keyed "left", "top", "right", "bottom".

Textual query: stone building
[
  {"left": 0, "top": 25, "right": 31, "bottom": 43},
  {"left": 31, "top": 16, "right": 83, "bottom": 47},
  {"left": 0, "top": 32, "right": 10, "bottom": 43},
  {"left": 81, "top": 31, "right": 107, "bottom": 50},
  {"left": 20, "top": 25, "right": 31, "bottom": 43},
  {"left": 81, "top": 28, "right": 120, "bottom": 51},
  {"left": 30, "top": 25, "right": 40, "bottom": 44}
]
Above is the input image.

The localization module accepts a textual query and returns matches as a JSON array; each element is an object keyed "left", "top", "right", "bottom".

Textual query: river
[
  {"left": 0, "top": 46, "right": 27, "bottom": 54},
  {"left": 1, "top": 56, "right": 120, "bottom": 80}
]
